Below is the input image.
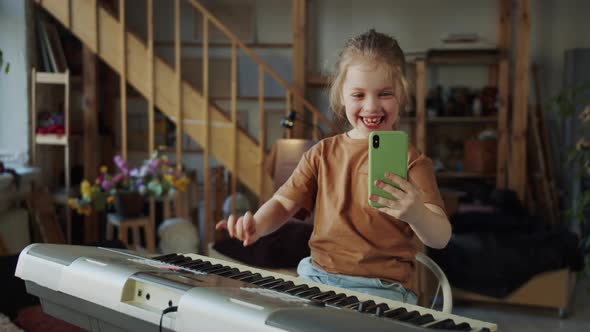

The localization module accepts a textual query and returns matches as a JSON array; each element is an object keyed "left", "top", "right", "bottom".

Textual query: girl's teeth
[{"left": 363, "top": 117, "right": 382, "bottom": 125}]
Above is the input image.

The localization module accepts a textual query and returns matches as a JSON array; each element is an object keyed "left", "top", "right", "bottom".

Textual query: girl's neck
[{"left": 346, "top": 129, "right": 368, "bottom": 140}]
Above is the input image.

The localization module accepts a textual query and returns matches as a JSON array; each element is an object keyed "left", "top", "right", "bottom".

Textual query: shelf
[
  {"left": 427, "top": 116, "right": 497, "bottom": 124},
  {"left": 35, "top": 134, "right": 68, "bottom": 145},
  {"left": 426, "top": 48, "right": 504, "bottom": 65},
  {"left": 436, "top": 171, "right": 496, "bottom": 179},
  {"left": 35, "top": 72, "right": 68, "bottom": 84},
  {"left": 34, "top": 71, "right": 81, "bottom": 85}
]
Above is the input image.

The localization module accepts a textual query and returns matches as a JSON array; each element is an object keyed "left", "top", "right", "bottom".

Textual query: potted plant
[
  {"left": 549, "top": 82, "right": 590, "bottom": 276},
  {"left": 69, "top": 151, "right": 190, "bottom": 217}
]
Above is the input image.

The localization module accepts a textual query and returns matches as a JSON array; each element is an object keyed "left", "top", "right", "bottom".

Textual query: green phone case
[{"left": 368, "top": 131, "right": 408, "bottom": 208}]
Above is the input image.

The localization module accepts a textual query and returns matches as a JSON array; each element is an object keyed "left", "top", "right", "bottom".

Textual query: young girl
[{"left": 216, "top": 30, "right": 451, "bottom": 304}]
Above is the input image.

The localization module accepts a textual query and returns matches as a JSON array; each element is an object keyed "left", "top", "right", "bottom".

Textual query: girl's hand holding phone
[
  {"left": 215, "top": 211, "right": 261, "bottom": 246},
  {"left": 369, "top": 172, "right": 427, "bottom": 225}
]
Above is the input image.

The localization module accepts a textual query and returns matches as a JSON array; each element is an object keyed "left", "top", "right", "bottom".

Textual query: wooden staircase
[{"left": 36, "top": 0, "right": 336, "bottom": 204}]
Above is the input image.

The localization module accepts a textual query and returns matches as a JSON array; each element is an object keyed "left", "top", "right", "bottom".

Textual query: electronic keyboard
[{"left": 15, "top": 243, "right": 497, "bottom": 332}]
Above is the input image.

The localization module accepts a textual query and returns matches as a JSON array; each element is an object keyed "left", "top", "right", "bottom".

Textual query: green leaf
[
  {"left": 147, "top": 180, "right": 163, "bottom": 198},
  {"left": 4, "top": 62, "right": 8, "bottom": 74}
]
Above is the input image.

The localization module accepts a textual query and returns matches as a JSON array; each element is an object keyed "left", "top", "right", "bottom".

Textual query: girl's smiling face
[{"left": 341, "top": 61, "right": 400, "bottom": 139}]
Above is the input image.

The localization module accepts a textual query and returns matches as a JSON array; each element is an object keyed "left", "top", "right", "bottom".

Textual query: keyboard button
[
  {"left": 357, "top": 300, "right": 375, "bottom": 313},
  {"left": 397, "top": 310, "right": 420, "bottom": 322},
  {"left": 383, "top": 307, "right": 407, "bottom": 319},
  {"left": 429, "top": 318, "right": 457, "bottom": 329},
  {"left": 373, "top": 304, "right": 389, "bottom": 317},
  {"left": 408, "top": 313, "right": 434, "bottom": 326}
]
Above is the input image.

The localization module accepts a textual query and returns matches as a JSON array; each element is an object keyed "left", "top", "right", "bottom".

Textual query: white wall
[{"left": 0, "top": 0, "right": 29, "bottom": 165}]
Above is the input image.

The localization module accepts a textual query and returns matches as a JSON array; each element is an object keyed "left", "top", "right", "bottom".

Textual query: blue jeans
[{"left": 297, "top": 257, "right": 417, "bottom": 304}]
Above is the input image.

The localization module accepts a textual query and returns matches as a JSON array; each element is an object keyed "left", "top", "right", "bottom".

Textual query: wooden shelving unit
[
  {"left": 30, "top": 68, "right": 73, "bottom": 244},
  {"left": 412, "top": 48, "right": 509, "bottom": 183}
]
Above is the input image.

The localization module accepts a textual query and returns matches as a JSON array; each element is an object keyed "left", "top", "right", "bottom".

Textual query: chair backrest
[{"left": 415, "top": 251, "right": 453, "bottom": 314}]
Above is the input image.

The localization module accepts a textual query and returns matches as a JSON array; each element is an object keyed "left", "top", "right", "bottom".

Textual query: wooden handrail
[{"left": 187, "top": 0, "right": 338, "bottom": 134}]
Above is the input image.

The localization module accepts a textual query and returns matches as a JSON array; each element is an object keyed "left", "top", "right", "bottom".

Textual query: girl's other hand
[
  {"left": 369, "top": 172, "right": 427, "bottom": 225},
  {"left": 215, "top": 211, "right": 260, "bottom": 246}
]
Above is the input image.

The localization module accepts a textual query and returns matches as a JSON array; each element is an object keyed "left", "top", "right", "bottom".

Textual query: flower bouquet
[{"left": 69, "top": 151, "right": 190, "bottom": 216}]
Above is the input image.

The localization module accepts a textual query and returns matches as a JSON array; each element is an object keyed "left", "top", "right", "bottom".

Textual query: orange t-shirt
[{"left": 275, "top": 133, "right": 445, "bottom": 292}]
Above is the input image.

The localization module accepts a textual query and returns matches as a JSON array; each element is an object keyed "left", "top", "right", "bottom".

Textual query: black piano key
[
  {"left": 453, "top": 322, "right": 472, "bottom": 331},
  {"left": 293, "top": 287, "right": 321, "bottom": 297},
  {"left": 309, "top": 291, "right": 336, "bottom": 300},
  {"left": 257, "top": 278, "right": 284, "bottom": 288},
  {"left": 207, "top": 266, "right": 233, "bottom": 275},
  {"left": 200, "top": 264, "right": 224, "bottom": 273},
  {"left": 407, "top": 314, "right": 435, "bottom": 326},
  {"left": 178, "top": 259, "right": 203, "bottom": 268},
  {"left": 373, "top": 304, "right": 389, "bottom": 317},
  {"left": 152, "top": 253, "right": 179, "bottom": 262},
  {"left": 397, "top": 310, "right": 421, "bottom": 322},
  {"left": 321, "top": 293, "right": 347, "bottom": 304},
  {"left": 383, "top": 307, "right": 407, "bottom": 319},
  {"left": 189, "top": 262, "right": 212, "bottom": 271},
  {"left": 357, "top": 300, "right": 376, "bottom": 313},
  {"left": 343, "top": 301, "right": 361, "bottom": 310},
  {"left": 429, "top": 318, "right": 457, "bottom": 329},
  {"left": 251, "top": 276, "right": 276, "bottom": 285},
  {"left": 333, "top": 296, "right": 359, "bottom": 306},
  {"left": 284, "top": 285, "right": 309, "bottom": 295},
  {"left": 167, "top": 256, "right": 191, "bottom": 265},
  {"left": 217, "top": 268, "right": 240, "bottom": 277},
  {"left": 238, "top": 273, "right": 262, "bottom": 282},
  {"left": 269, "top": 281, "right": 295, "bottom": 291},
  {"left": 227, "top": 271, "right": 252, "bottom": 279}
]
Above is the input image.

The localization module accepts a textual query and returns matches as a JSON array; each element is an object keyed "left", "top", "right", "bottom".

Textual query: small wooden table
[{"left": 106, "top": 213, "right": 156, "bottom": 253}]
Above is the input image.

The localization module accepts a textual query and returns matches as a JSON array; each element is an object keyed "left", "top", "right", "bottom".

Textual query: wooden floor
[{"left": 453, "top": 276, "right": 590, "bottom": 331}]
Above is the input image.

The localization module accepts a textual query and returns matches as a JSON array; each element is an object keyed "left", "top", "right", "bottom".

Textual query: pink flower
[
  {"left": 114, "top": 155, "right": 129, "bottom": 174},
  {"left": 101, "top": 179, "right": 113, "bottom": 191}
]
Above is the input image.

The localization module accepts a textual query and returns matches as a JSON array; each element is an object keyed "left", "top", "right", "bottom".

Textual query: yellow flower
[
  {"left": 164, "top": 174, "right": 174, "bottom": 184},
  {"left": 81, "top": 180, "right": 92, "bottom": 199},
  {"left": 100, "top": 166, "right": 108, "bottom": 173},
  {"left": 174, "top": 176, "right": 190, "bottom": 191},
  {"left": 68, "top": 198, "right": 78, "bottom": 209},
  {"left": 107, "top": 196, "right": 115, "bottom": 205}
]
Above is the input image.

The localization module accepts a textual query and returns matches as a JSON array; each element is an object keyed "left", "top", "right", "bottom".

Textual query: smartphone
[{"left": 368, "top": 130, "right": 408, "bottom": 208}]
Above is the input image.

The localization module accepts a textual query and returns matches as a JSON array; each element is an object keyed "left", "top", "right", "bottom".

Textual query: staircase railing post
[{"left": 258, "top": 65, "right": 266, "bottom": 205}]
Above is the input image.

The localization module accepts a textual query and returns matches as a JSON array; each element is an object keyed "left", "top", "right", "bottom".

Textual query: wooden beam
[
  {"left": 175, "top": 0, "right": 183, "bottom": 169},
  {"left": 82, "top": 46, "right": 99, "bottom": 243},
  {"left": 31, "top": 68, "right": 37, "bottom": 166},
  {"left": 496, "top": 58, "right": 510, "bottom": 189},
  {"left": 292, "top": 0, "right": 306, "bottom": 138},
  {"left": 231, "top": 42, "right": 237, "bottom": 216},
  {"left": 202, "top": 17, "right": 212, "bottom": 251},
  {"left": 119, "top": 0, "right": 127, "bottom": 160},
  {"left": 415, "top": 60, "right": 426, "bottom": 153},
  {"left": 509, "top": 0, "right": 530, "bottom": 202},
  {"left": 258, "top": 65, "right": 266, "bottom": 203},
  {"left": 147, "top": 0, "right": 154, "bottom": 153},
  {"left": 496, "top": 0, "right": 512, "bottom": 189}
]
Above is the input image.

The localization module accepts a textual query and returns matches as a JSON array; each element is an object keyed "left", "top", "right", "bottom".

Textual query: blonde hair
[{"left": 328, "top": 29, "right": 409, "bottom": 128}]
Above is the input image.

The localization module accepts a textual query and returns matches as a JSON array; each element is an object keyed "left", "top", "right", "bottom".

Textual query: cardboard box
[{"left": 463, "top": 139, "right": 497, "bottom": 173}]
